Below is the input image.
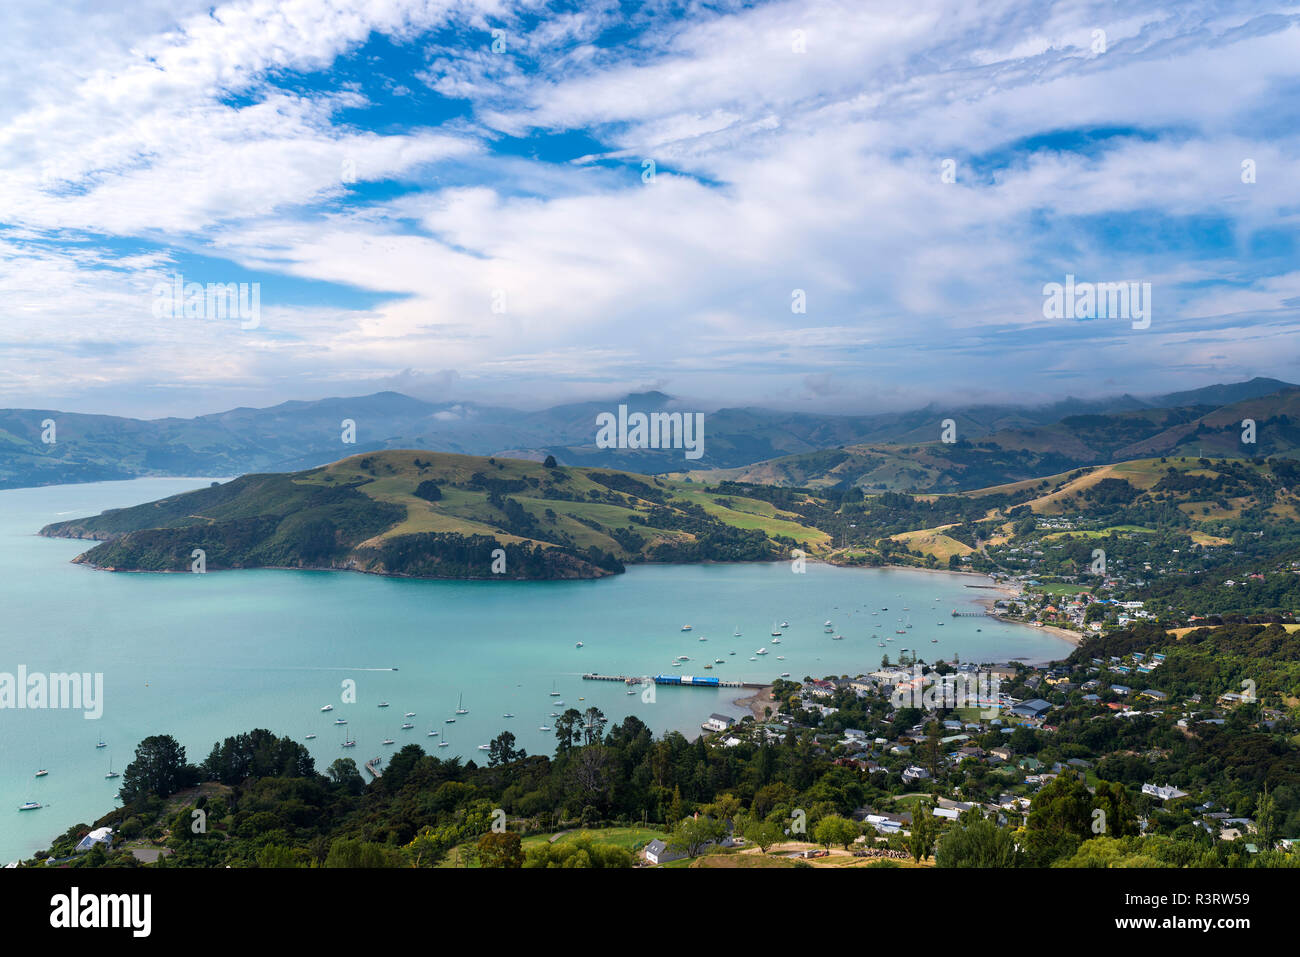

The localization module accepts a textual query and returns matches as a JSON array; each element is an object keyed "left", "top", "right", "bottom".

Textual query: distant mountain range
[
  {"left": 2, "top": 377, "right": 1296, "bottom": 491},
  {"left": 684, "top": 383, "right": 1300, "bottom": 492}
]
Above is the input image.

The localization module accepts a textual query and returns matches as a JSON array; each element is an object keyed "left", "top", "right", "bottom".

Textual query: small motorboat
[
  {"left": 575, "top": 641, "right": 584, "bottom": 648},
  {"left": 378, "top": 702, "right": 389, "bottom": 708},
  {"left": 477, "top": 744, "right": 490, "bottom": 751},
  {"left": 34, "top": 769, "right": 48, "bottom": 778},
  {"left": 503, "top": 713, "right": 514, "bottom": 718},
  {"left": 19, "top": 801, "right": 41, "bottom": 811},
  {"left": 681, "top": 625, "right": 692, "bottom": 631},
  {"left": 320, "top": 705, "right": 334, "bottom": 712},
  {"left": 404, "top": 711, "right": 416, "bottom": 718},
  {"left": 335, "top": 718, "right": 347, "bottom": 725},
  {"left": 382, "top": 738, "right": 395, "bottom": 745},
  {"left": 755, "top": 648, "right": 767, "bottom": 655},
  {"left": 401, "top": 722, "right": 414, "bottom": 730},
  {"left": 305, "top": 733, "right": 317, "bottom": 740},
  {"left": 540, "top": 724, "right": 552, "bottom": 730},
  {"left": 427, "top": 729, "right": 440, "bottom": 737}
]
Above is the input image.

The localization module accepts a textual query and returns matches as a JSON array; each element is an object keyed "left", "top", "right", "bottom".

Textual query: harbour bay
[{"left": 0, "top": 477, "right": 1071, "bottom": 862}]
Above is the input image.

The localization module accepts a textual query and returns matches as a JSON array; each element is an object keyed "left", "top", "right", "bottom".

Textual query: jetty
[
  {"left": 951, "top": 609, "right": 994, "bottom": 617},
  {"left": 582, "top": 672, "right": 765, "bottom": 690},
  {"left": 364, "top": 757, "right": 383, "bottom": 778}
]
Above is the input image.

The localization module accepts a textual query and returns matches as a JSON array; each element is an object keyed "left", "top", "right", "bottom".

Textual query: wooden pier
[
  {"left": 582, "top": 672, "right": 765, "bottom": 690},
  {"left": 364, "top": 757, "right": 383, "bottom": 778}
]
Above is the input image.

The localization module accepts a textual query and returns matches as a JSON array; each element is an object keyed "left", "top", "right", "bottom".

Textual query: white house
[
  {"left": 1141, "top": 783, "right": 1188, "bottom": 801},
  {"left": 75, "top": 826, "right": 113, "bottom": 854},
  {"left": 701, "top": 713, "right": 736, "bottom": 732},
  {"left": 644, "top": 839, "right": 687, "bottom": 865}
]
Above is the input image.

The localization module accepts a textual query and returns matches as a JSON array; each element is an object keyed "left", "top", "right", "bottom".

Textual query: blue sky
[{"left": 0, "top": 0, "right": 1297, "bottom": 418}]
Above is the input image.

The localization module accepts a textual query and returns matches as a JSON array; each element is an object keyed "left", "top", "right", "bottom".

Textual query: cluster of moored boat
[
  {"left": 669, "top": 596, "right": 961, "bottom": 672},
  {"left": 19, "top": 736, "right": 119, "bottom": 811},
  {"left": 312, "top": 695, "right": 488, "bottom": 752}
]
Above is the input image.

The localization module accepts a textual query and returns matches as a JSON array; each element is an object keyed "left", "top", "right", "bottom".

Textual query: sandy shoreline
[{"left": 733, "top": 684, "right": 776, "bottom": 721}]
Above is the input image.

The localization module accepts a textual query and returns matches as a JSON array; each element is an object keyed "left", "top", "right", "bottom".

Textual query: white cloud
[{"left": 0, "top": 0, "right": 1297, "bottom": 416}]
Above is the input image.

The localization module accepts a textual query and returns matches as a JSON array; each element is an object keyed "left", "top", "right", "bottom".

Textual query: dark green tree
[{"left": 119, "top": 735, "right": 195, "bottom": 803}]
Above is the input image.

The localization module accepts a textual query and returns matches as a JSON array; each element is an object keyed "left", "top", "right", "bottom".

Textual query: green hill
[
  {"left": 40, "top": 451, "right": 818, "bottom": 580},
  {"left": 39, "top": 450, "right": 1300, "bottom": 581}
]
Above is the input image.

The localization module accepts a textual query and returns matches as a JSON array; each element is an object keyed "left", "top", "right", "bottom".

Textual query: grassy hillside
[
  {"left": 39, "top": 450, "right": 1300, "bottom": 582},
  {"left": 40, "top": 451, "right": 818, "bottom": 580}
]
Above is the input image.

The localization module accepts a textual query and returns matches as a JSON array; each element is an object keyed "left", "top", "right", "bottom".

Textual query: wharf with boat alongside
[{"left": 582, "top": 672, "right": 766, "bottom": 690}]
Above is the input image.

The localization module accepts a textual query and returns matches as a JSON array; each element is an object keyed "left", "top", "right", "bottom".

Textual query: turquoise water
[{"left": 0, "top": 478, "right": 1072, "bottom": 861}]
